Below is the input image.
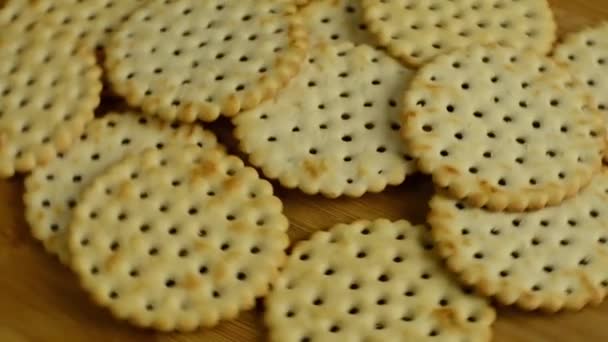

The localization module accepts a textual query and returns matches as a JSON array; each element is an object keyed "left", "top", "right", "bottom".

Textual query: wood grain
[{"left": 1, "top": 0, "right": 608, "bottom": 341}]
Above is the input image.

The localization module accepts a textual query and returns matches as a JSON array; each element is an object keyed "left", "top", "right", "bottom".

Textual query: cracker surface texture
[
  {"left": 0, "top": 23, "right": 101, "bottom": 177},
  {"left": 68, "top": 145, "right": 289, "bottom": 331},
  {"left": 105, "top": 0, "right": 308, "bottom": 122},
  {"left": 429, "top": 169, "right": 608, "bottom": 311},
  {"left": 234, "top": 43, "right": 416, "bottom": 198},
  {"left": 24, "top": 112, "right": 220, "bottom": 264},
  {"left": 361, "top": 0, "right": 556, "bottom": 66},
  {"left": 298, "top": 0, "right": 377, "bottom": 46},
  {"left": 266, "top": 219, "right": 495, "bottom": 342},
  {"left": 554, "top": 22, "right": 608, "bottom": 124},
  {"left": 403, "top": 45, "right": 605, "bottom": 211},
  {"left": 0, "top": 0, "right": 148, "bottom": 49}
]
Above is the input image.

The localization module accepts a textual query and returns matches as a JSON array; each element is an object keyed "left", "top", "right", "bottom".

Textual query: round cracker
[
  {"left": 553, "top": 22, "right": 608, "bottom": 121},
  {"left": 298, "top": 0, "right": 377, "bottom": 46},
  {"left": 0, "top": 23, "right": 101, "bottom": 177},
  {"left": 266, "top": 219, "right": 495, "bottom": 342},
  {"left": 403, "top": 45, "right": 605, "bottom": 211},
  {"left": 361, "top": 0, "right": 556, "bottom": 66},
  {"left": 24, "top": 112, "right": 220, "bottom": 264},
  {"left": 428, "top": 168, "right": 608, "bottom": 312},
  {"left": 105, "top": 0, "right": 308, "bottom": 123},
  {"left": 234, "top": 43, "right": 416, "bottom": 198},
  {"left": 68, "top": 145, "right": 289, "bottom": 331}
]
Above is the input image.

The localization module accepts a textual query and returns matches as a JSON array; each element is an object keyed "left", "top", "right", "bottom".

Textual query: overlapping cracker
[
  {"left": 403, "top": 45, "right": 605, "bottom": 211},
  {"left": 361, "top": 0, "right": 556, "bottom": 66},
  {"left": 105, "top": 0, "right": 308, "bottom": 123},
  {"left": 24, "top": 112, "right": 220, "bottom": 263},
  {"left": 298, "top": 0, "right": 377, "bottom": 46},
  {"left": 266, "top": 219, "right": 495, "bottom": 342},
  {"left": 68, "top": 145, "right": 289, "bottom": 331},
  {"left": 0, "top": 23, "right": 101, "bottom": 177},
  {"left": 429, "top": 169, "right": 608, "bottom": 311},
  {"left": 234, "top": 43, "right": 416, "bottom": 198}
]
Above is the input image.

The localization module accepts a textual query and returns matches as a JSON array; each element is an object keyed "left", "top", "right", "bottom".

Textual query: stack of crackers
[{"left": 1, "top": 0, "right": 608, "bottom": 340}]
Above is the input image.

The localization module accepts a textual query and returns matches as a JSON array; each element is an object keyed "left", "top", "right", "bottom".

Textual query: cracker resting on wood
[
  {"left": 69, "top": 145, "right": 289, "bottom": 331},
  {"left": 266, "top": 219, "right": 495, "bottom": 342}
]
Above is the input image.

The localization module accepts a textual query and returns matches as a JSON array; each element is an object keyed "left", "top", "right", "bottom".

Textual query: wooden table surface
[{"left": 1, "top": 0, "right": 608, "bottom": 341}]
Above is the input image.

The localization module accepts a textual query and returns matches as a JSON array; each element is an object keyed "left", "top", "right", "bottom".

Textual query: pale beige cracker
[
  {"left": 297, "top": 0, "right": 377, "bottom": 46},
  {"left": 24, "top": 112, "right": 221, "bottom": 264},
  {"left": 429, "top": 168, "right": 608, "bottom": 312},
  {"left": 104, "top": 0, "right": 308, "bottom": 123},
  {"left": 0, "top": 23, "right": 101, "bottom": 178},
  {"left": 553, "top": 22, "right": 608, "bottom": 126},
  {"left": 266, "top": 219, "right": 495, "bottom": 342},
  {"left": 361, "top": 0, "right": 556, "bottom": 66},
  {"left": 0, "top": 0, "right": 148, "bottom": 50},
  {"left": 403, "top": 45, "right": 605, "bottom": 212},
  {"left": 68, "top": 145, "right": 289, "bottom": 331},
  {"left": 234, "top": 43, "right": 416, "bottom": 198}
]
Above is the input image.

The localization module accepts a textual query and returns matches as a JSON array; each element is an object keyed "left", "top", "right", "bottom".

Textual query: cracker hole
[{"left": 140, "top": 224, "right": 150, "bottom": 233}]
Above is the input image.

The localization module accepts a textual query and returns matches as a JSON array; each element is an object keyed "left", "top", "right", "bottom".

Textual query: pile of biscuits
[{"left": 1, "top": 0, "right": 608, "bottom": 340}]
